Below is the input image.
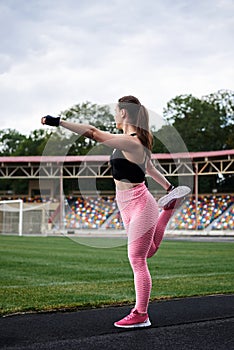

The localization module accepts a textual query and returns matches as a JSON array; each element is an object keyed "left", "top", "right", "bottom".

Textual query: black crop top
[{"left": 110, "top": 147, "right": 147, "bottom": 183}]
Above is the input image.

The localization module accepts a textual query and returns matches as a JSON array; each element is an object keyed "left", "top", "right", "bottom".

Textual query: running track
[{"left": 0, "top": 294, "right": 233, "bottom": 350}]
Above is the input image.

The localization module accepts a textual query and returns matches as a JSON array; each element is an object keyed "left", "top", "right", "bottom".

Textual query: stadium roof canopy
[
  {"left": 0, "top": 149, "right": 233, "bottom": 163},
  {"left": 0, "top": 149, "right": 233, "bottom": 179}
]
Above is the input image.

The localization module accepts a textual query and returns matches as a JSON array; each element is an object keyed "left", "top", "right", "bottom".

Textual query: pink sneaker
[{"left": 114, "top": 308, "right": 151, "bottom": 328}]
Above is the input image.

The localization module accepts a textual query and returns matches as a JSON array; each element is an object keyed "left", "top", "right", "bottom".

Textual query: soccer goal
[
  {"left": 0, "top": 199, "right": 23, "bottom": 236},
  {"left": 0, "top": 199, "right": 56, "bottom": 236}
]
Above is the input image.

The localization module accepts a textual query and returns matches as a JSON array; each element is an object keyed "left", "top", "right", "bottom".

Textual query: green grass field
[{"left": 0, "top": 235, "right": 233, "bottom": 316}]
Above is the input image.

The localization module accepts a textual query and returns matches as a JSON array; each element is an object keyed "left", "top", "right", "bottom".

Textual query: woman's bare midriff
[{"left": 114, "top": 179, "right": 142, "bottom": 191}]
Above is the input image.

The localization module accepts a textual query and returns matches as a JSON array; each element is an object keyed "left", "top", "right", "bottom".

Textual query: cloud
[{"left": 0, "top": 0, "right": 233, "bottom": 134}]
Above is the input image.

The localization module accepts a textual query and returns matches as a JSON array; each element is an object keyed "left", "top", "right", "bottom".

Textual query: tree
[
  {"left": 59, "top": 101, "right": 120, "bottom": 155},
  {"left": 0, "top": 128, "right": 52, "bottom": 156},
  {"left": 160, "top": 90, "right": 234, "bottom": 193},
  {"left": 15, "top": 129, "right": 52, "bottom": 156},
  {"left": 162, "top": 90, "right": 234, "bottom": 152},
  {"left": 203, "top": 89, "right": 234, "bottom": 122},
  {"left": 0, "top": 129, "right": 27, "bottom": 156},
  {"left": 43, "top": 101, "right": 120, "bottom": 156},
  {"left": 203, "top": 89, "right": 234, "bottom": 149}
]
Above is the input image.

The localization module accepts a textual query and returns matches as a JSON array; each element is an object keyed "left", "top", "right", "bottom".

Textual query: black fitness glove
[{"left": 43, "top": 115, "right": 61, "bottom": 127}]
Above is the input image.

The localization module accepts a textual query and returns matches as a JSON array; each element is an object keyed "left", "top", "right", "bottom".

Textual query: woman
[{"left": 41, "top": 95, "right": 190, "bottom": 328}]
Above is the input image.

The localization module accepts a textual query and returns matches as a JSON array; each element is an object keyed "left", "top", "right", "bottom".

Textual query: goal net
[
  {"left": 0, "top": 200, "right": 23, "bottom": 235},
  {"left": 0, "top": 199, "right": 58, "bottom": 235}
]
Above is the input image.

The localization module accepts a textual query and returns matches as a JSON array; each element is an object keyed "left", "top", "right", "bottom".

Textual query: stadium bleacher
[
  {"left": 211, "top": 204, "right": 234, "bottom": 230},
  {"left": 1, "top": 194, "right": 233, "bottom": 231},
  {"left": 64, "top": 194, "right": 234, "bottom": 231},
  {"left": 169, "top": 195, "right": 234, "bottom": 230},
  {"left": 65, "top": 196, "right": 117, "bottom": 229}
]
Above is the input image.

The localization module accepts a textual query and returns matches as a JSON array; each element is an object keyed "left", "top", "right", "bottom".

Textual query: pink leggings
[{"left": 116, "top": 183, "right": 173, "bottom": 314}]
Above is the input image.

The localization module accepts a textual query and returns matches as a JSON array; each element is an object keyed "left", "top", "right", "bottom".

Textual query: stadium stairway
[
  {"left": 100, "top": 208, "right": 120, "bottom": 229},
  {"left": 208, "top": 204, "right": 234, "bottom": 231}
]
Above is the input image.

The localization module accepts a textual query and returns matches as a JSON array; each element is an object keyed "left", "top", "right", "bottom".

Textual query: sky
[{"left": 0, "top": 0, "right": 233, "bottom": 135}]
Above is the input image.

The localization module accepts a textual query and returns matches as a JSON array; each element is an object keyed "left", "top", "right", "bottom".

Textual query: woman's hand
[{"left": 41, "top": 115, "right": 60, "bottom": 126}]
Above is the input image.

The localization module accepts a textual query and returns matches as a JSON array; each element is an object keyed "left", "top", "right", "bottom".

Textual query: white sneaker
[{"left": 158, "top": 186, "right": 191, "bottom": 210}]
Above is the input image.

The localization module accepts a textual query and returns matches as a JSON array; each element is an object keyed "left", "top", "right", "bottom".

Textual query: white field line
[{"left": 1, "top": 272, "right": 233, "bottom": 289}]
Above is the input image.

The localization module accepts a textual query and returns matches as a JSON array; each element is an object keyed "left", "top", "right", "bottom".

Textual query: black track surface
[{"left": 0, "top": 294, "right": 233, "bottom": 350}]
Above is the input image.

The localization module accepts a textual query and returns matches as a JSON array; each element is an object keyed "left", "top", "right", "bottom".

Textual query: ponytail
[
  {"left": 118, "top": 96, "right": 153, "bottom": 156},
  {"left": 136, "top": 105, "right": 153, "bottom": 156}
]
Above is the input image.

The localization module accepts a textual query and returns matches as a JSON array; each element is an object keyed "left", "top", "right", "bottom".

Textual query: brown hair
[{"left": 118, "top": 95, "right": 153, "bottom": 155}]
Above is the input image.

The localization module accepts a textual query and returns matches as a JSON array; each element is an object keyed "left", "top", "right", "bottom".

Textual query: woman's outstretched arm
[{"left": 41, "top": 117, "right": 143, "bottom": 153}]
